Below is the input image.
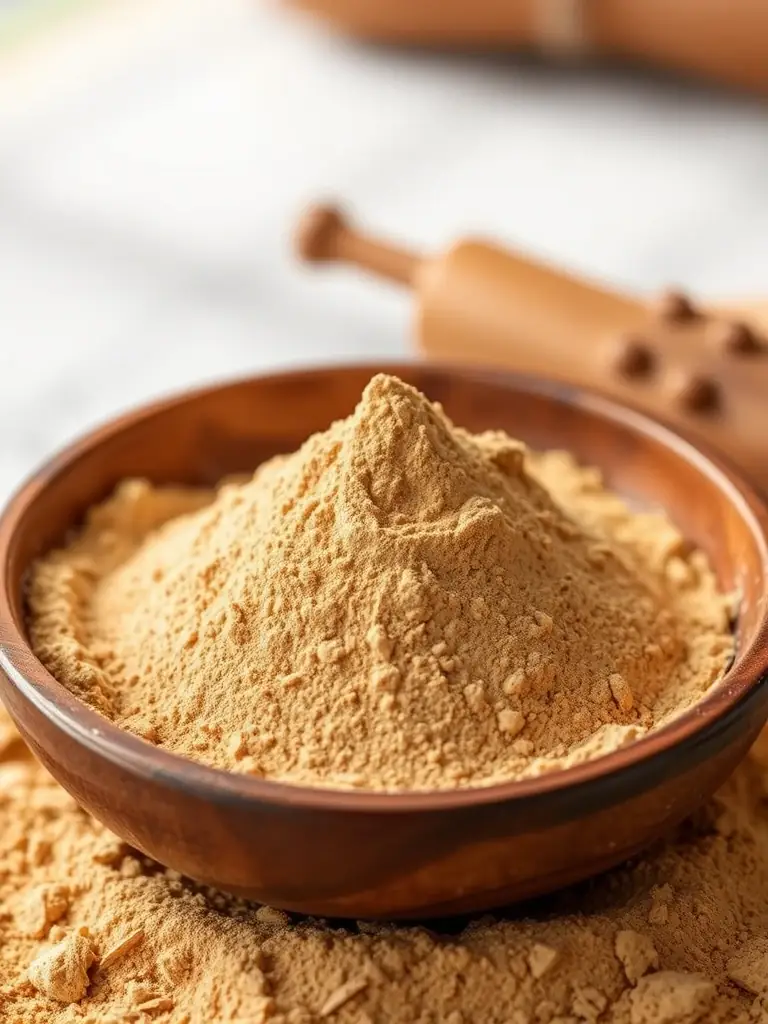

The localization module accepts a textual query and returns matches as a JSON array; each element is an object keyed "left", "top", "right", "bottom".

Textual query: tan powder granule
[
  {"left": 27, "top": 374, "right": 731, "bottom": 790},
  {"left": 27, "top": 929, "right": 95, "bottom": 1004},
  {"left": 1, "top": 703, "right": 768, "bottom": 1023}
]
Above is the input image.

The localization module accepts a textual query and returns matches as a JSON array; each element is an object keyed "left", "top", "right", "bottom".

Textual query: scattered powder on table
[
  {"left": 2, "top": 703, "right": 768, "bottom": 1023},
  {"left": 27, "top": 373, "right": 731, "bottom": 790}
]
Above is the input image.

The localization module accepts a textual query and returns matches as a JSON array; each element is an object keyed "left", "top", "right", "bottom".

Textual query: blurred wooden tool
[
  {"left": 296, "top": 203, "right": 768, "bottom": 488},
  {"left": 287, "top": 0, "right": 768, "bottom": 96}
]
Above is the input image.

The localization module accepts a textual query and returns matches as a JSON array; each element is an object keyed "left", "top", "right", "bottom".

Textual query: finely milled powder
[
  {"left": 27, "top": 374, "right": 731, "bottom": 790},
  {"left": 2, "top": 703, "right": 768, "bottom": 1023}
]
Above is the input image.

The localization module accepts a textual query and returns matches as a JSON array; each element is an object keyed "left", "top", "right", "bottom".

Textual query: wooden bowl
[{"left": 1, "top": 365, "right": 768, "bottom": 920}]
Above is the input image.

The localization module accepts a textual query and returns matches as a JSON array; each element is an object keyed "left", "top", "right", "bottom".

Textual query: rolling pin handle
[{"left": 295, "top": 204, "right": 421, "bottom": 287}]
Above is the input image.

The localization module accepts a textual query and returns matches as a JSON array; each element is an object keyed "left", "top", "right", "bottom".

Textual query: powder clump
[
  {"left": 27, "top": 930, "right": 95, "bottom": 1003},
  {"left": 615, "top": 929, "right": 659, "bottom": 984},
  {"left": 27, "top": 373, "right": 731, "bottom": 790}
]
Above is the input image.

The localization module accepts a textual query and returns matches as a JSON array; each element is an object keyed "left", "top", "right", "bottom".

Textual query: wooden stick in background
[
  {"left": 297, "top": 204, "right": 768, "bottom": 488},
  {"left": 286, "top": 0, "right": 768, "bottom": 96}
]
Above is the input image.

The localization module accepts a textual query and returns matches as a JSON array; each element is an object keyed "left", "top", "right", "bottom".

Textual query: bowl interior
[{"left": 2, "top": 364, "right": 768, "bottom": 799}]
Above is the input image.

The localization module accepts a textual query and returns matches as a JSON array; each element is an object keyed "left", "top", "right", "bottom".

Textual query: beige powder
[
  {"left": 2, "top": 703, "right": 768, "bottom": 1023},
  {"left": 27, "top": 373, "right": 731, "bottom": 790}
]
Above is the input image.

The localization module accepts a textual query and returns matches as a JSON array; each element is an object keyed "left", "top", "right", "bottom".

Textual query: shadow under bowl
[{"left": 1, "top": 364, "right": 768, "bottom": 919}]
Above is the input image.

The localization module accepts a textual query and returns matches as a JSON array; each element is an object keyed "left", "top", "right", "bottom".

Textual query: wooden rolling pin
[
  {"left": 286, "top": 0, "right": 768, "bottom": 95},
  {"left": 296, "top": 204, "right": 768, "bottom": 487}
]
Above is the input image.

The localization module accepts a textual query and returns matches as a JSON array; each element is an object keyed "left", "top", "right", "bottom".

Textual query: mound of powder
[
  {"left": 27, "top": 374, "right": 731, "bottom": 790},
  {"left": 2, "top": 704, "right": 768, "bottom": 1023}
]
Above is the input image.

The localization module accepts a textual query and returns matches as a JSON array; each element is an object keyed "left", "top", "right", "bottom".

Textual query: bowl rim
[{"left": 1, "top": 362, "right": 768, "bottom": 814}]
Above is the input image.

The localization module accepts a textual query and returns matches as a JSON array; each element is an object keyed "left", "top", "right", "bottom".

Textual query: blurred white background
[{"left": 1, "top": 0, "right": 767, "bottom": 500}]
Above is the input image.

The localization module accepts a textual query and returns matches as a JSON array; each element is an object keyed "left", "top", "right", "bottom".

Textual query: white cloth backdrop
[{"left": 1, "top": 0, "right": 767, "bottom": 499}]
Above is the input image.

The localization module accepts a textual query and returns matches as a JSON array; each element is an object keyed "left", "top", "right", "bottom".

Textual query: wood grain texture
[{"left": 1, "top": 364, "right": 768, "bottom": 918}]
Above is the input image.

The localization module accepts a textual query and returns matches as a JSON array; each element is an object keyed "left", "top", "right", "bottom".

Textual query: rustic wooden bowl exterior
[{"left": 1, "top": 365, "right": 768, "bottom": 919}]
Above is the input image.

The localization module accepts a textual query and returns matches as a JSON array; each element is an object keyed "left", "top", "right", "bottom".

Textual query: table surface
[{"left": 1, "top": 0, "right": 767, "bottom": 501}]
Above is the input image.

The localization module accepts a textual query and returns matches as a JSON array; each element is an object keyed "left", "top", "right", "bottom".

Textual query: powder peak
[
  {"left": 345, "top": 373, "right": 477, "bottom": 523},
  {"left": 344, "top": 373, "right": 547, "bottom": 531}
]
